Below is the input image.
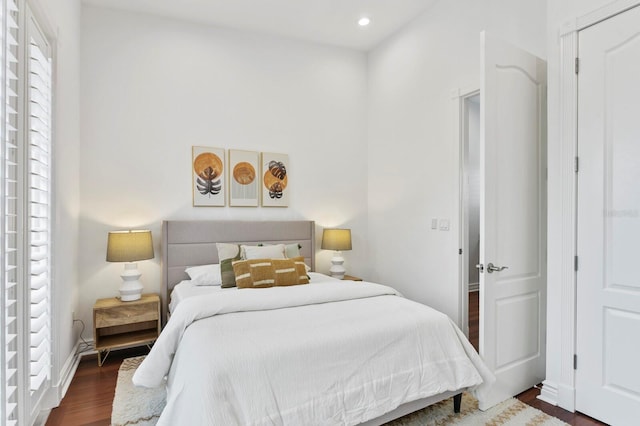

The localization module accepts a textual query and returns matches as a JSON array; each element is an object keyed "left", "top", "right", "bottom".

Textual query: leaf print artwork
[
  {"left": 261, "top": 153, "right": 289, "bottom": 207},
  {"left": 192, "top": 147, "right": 225, "bottom": 206}
]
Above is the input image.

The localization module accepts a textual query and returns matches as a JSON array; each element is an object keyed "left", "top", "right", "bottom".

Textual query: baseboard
[
  {"left": 61, "top": 338, "right": 96, "bottom": 394},
  {"left": 557, "top": 383, "right": 576, "bottom": 412},
  {"left": 39, "top": 338, "right": 95, "bottom": 419},
  {"left": 540, "top": 380, "right": 576, "bottom": 413},
  {"left": 44, "top": 340, "right": 83, "bottom": 407},
  {"left": 33, "top": 409, "right": 50, "bottom": 426},
  {"left": 77, "top": 337, "right": 97, "bottom": 357},
  {"left": 538, "top": 380, "right": 558, "bottom": 406},
  {"left": 36, "top": 339, "right": 82, "bottom": 425},
  {"left": 469, "top": 282, "right": 479, "bottom": 292}
]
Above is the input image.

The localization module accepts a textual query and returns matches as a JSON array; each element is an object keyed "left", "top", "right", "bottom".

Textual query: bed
[{"left": 133, "top": 220, "right": 493, "bottom": 425}]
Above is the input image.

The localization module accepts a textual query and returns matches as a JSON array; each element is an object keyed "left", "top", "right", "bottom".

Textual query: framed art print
[
  {"left": 192, "top": 146, "right": 225, "bottom": 206},
  {"left": 229, "top": 150, "right": 259, "bottom": 207},
  {"left": 261, "top": 152, "right": 289, "bottom": 207}
]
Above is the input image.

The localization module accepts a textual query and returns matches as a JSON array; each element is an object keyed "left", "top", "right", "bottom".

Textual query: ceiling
[{"left": 82, "top": 0, "right": 437, "bottom": 51}]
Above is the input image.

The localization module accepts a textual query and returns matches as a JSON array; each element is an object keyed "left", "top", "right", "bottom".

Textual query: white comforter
[{"left": 133, "top": 280, "right": 493, "bottom": 425}]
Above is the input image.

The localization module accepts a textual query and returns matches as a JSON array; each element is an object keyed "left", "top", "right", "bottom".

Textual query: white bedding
[
  {"left": 136, "top": 277, "right": 494, "bottom": 425},
  {"left": 168, "top": 281, "right": 229, "bottom": 313}
]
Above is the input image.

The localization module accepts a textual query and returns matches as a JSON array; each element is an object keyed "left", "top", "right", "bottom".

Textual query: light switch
[
  {"left": 439, "top": 219, "right": 450, "bottom": 231},
  {"left": 431, "top": 218, "right": 438, "bottom": 230}
]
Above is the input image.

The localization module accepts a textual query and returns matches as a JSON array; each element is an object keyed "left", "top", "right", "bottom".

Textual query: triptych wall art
[{"left": 192, "top": 146, "right": 289, "bottom": 207}]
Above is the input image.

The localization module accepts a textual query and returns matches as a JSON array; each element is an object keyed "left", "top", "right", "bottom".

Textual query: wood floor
[
  {"left": 46, "top": 293, "right": 607, "bottom": 426},
  {"left": 45, "top": 347, "right": 149, "bottom": 426}
]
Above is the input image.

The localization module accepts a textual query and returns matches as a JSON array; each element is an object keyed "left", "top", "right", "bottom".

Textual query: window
[{"left": 1, "top": 0, "right": 53, "bottom": 423}]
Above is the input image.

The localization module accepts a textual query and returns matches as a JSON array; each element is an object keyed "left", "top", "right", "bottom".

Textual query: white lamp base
[
  {"left": 119, "top": 262, "right": 143, "bottom": 301},
  {"left": 329, "top": 251, "right": 346, "bottom": 280}
]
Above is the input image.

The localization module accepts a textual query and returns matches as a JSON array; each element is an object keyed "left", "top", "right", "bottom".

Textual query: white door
[
  {"left": 478, "top": 32, "right": 547, "bottom": 410},
  {"left": 576, "top": 6, "right": 640, "bottom": 425}
]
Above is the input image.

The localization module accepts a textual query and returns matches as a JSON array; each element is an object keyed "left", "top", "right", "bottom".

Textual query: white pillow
[
  {"left": 185, "top": 264, "right": 222, "bottom": 286},
  {"left": 284, "top": 243, "right": 301, "bottom": 258},
  {"left": 241, "top": 244, "right": 286, "bottom": 260}
]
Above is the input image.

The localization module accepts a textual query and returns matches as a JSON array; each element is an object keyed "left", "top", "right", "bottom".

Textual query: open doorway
[
  {"left": 461, "top": 92, "right": 480, "bottom": 350},
  {"left": 465, "top": 94, "right": 480, "bottom": 350}
]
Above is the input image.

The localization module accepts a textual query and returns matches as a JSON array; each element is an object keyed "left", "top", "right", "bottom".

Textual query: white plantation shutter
[
  {"left": 27, "top": 26, "right": 51, "bottom": 396},
  {"left": 2, "top": 0, "right": 20, "bottom": 423},
  {"left": 1, "top": 1, "right": 54, "bottom": 423}
]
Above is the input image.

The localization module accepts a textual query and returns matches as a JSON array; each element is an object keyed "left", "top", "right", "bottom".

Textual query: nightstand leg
[{"left": 97, "top": 349, "right": 110, "bottom": 367}]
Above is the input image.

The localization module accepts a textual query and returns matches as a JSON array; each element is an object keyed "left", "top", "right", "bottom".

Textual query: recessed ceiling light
[{"left": 358, "top": 17, "right": 371, "bottom": 27}]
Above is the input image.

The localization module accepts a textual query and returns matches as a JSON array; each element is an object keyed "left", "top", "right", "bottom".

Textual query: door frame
[
  {"left": 452, "top": 85, "right": 480, "bottom": 338},
  {"left": 547, "top": 0, "right": 640, "bottom": 412}
]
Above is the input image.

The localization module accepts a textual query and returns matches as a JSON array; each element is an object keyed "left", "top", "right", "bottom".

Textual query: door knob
[
  {"left": 475, "top": 264, "right": 484, "bottom": 273},
  {"left": 487, "top": 263, "right": 508, "bottom": 273}
]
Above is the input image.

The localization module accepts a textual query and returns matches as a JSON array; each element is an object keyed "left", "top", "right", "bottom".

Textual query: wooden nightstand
[
  {"left": 342, "top": 275, "right": 363, "bottom": 282},
  {"left": 93, "top": 293, "right": 160, "bottom": 366}
]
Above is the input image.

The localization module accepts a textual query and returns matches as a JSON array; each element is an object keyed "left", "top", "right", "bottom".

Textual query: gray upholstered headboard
[{"left": 161, "top": 220, "right": 315, "bottom": 325}]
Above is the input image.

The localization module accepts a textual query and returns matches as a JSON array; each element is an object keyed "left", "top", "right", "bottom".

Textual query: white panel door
[
  {"left": 576, "top": 6, "right": 640, "bottom": 425},
  {"left": 479, "top": 32, "right": 547, "bottom": 410}
]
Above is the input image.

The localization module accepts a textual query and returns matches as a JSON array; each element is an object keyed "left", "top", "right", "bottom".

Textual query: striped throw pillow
[
  {"left": 248, "top": 260, "right": 276, "bottom": 287},
  {"left": 271, "top": 259, "right": 299, "bottom": 286},
  {"left": 290, "top": 256, "right": 309, "bottom": 285},
  {"left": 232, "top": 259, "right": 275, "bottom": 288},
  {"left": 232, "top": 257, "right": 310, "bottom": 288},
  {"left": 231, "top": 259, "right": 253, "bottom": 288}
]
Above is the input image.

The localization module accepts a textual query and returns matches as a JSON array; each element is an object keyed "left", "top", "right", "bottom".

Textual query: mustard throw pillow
[
  {"left": 232, "top": 258, "right": 310, "bottom": 288},
  {"left": 232, "top": 259, "right": 275, "bottom": 288},
  {"left": 288, "top": 256, "right": 310, "bottom": 285}
]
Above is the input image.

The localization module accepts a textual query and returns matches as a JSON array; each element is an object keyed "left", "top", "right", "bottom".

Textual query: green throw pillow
[{"left": 216, "top": 243, "right": 241, "bottom": 288}]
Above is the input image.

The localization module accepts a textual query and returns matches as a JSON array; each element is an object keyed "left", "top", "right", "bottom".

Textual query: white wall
[
  {"left": 29, "top": 0, "right": 82, "bottom": 409},
  {"left": 78, "top": 6, "right": 368, "bottom": 337},
  {"left": 367, "top": 0, "right": 547, "bottom": 323}
]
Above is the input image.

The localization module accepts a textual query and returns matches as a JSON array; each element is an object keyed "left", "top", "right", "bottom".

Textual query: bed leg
[{"left": 453, "top": 393, "right": 462, "bottom": 413}]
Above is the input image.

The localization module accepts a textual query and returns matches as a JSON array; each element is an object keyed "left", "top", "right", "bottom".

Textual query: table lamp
[
  {"left": 321, "top": 228, "right": 352, "bottom": 279},
  {"left": 106, "top": 230, "right": 154, "bottom": 301}
]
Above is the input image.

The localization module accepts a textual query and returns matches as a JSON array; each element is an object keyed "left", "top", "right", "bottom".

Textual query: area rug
[
  {"left": 111, "top": 356, "right": 165, "bottom": 426},
  {"left": 112, "top": 356, "right": 568, "bottom": 426}
]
